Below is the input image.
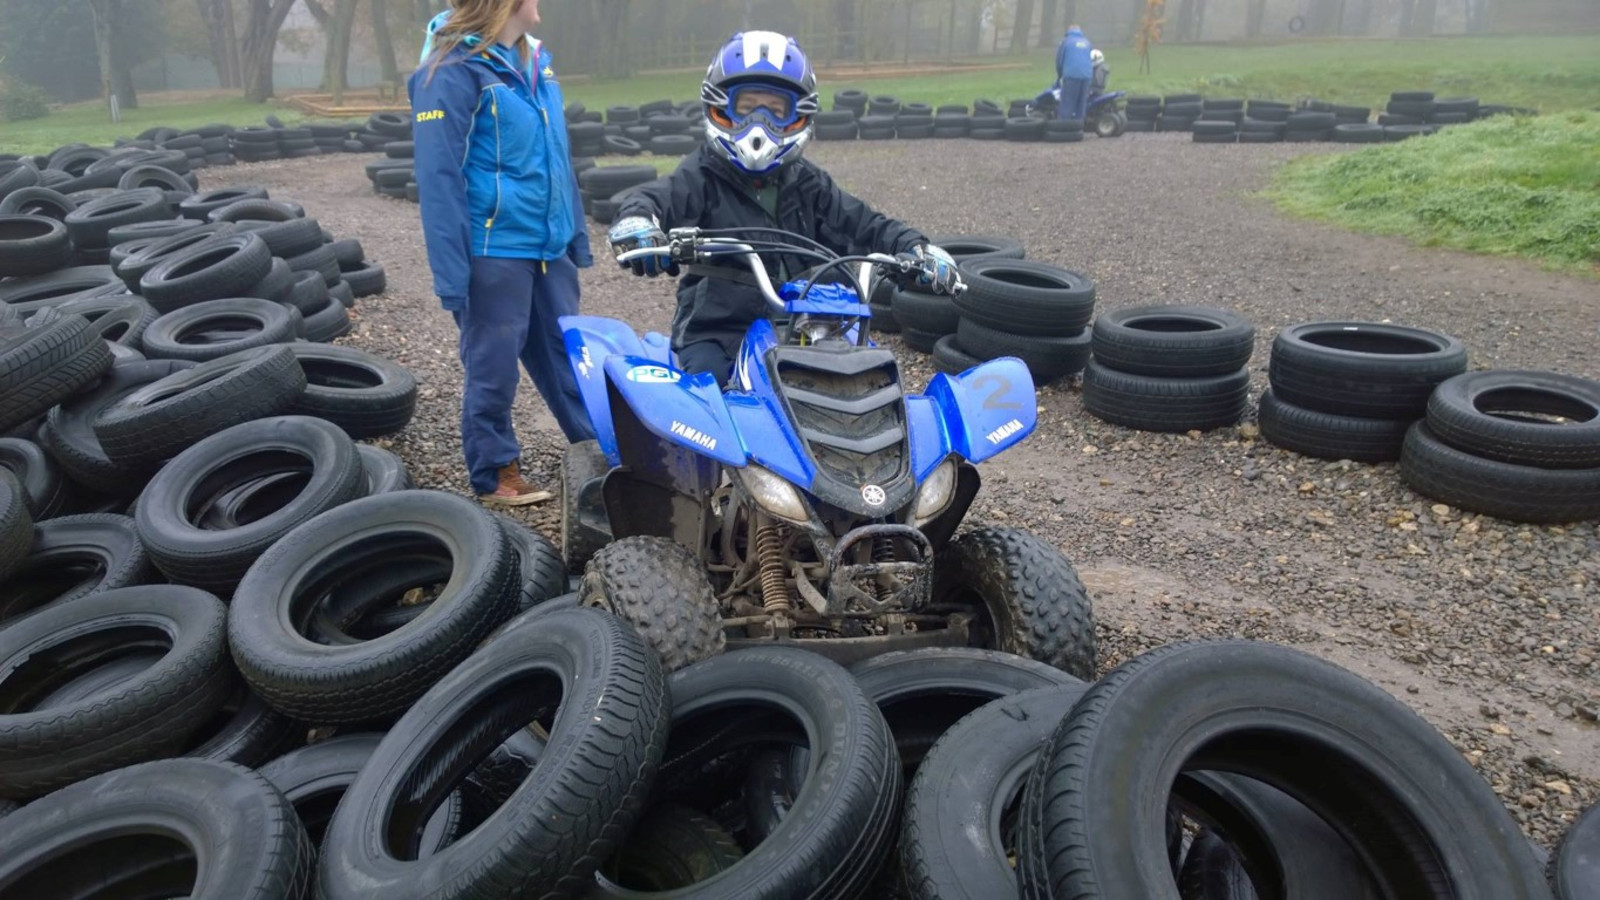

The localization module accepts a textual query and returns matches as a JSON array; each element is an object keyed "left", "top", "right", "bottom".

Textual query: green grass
[
  {"left": 1269, "top": 110, "right": 1600, "bottom": 272},
  {"left": 562, "top": 35, "right": 1600, "bottom": 117},
  {"left": 1, "top": 95, "right": 306, "bottom": 156}
]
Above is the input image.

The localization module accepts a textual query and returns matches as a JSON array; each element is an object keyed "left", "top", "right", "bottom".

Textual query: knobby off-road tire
[
  {"left": 0, "top": 513, "right": 154, "bottom": 624},
  {"left": 592, "top": 647, "right": 900, "bottom": 900},
  {"left": 562, "top": 438, "right": 612, "bottom": 574},
  {"left": 1257, "top": 389, "right": 1412, "bottom": 463},
  {"left": 901, "top": 685, "right": 1090, "bottom": 900},
  {"left": 1013, "top": 641, "right": 1550, "bottom": 900},
  {"left": 0, "top": 585, "right": 233, "bottom": 799},
  {"left": 934, "top": 526, "right": 1096, "bottom": 679},
  {"left": 318, "top": 607, "right": 670, "bottom": 900},
  {"left": 1090, "top": 305, "right": 1256, "bottom": 378},
  {"left": 582, "top": 535, "right": 725, "bottom": 672},
  {"left": 229, "top": 490, "right": 521, "bottom": 724},
  {"left": 1399, "top": 422, "right": 1600, "bottom": 524},
  {"left": 1426, "top": 370, "right": 1600, "bottom": 469},
  {"left": 0, "top": 758, "right": 314, "bottom": 899}
]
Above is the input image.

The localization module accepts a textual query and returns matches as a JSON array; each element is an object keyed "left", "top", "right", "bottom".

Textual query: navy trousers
[
  {"left": 452, "top": 255, "right": 595, "bottom": 495},
  {"left": 1059, "top": 77, "right": 1092, "bottom": 121}
]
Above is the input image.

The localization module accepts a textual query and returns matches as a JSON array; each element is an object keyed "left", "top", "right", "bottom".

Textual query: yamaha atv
[
  {"left": 1028, "top": 86, "right": 1129, "bottom": 138},
  {"left": 557, "top": 227, "right": 1095, "bottom": 676}
]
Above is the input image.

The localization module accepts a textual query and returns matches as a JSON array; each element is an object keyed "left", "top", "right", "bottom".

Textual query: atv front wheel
[
  {"left": 580, "top": 536, "right": 725, "bottom": 671},
  {"left": 1097, "top": 110, "right": 1127, "bottom": 138},
  {"left": 561, "top": 439, "right": 612, "bottom": 575},
  {"left": 934, "top": 526, "right": 1096, "bottom": 679}
]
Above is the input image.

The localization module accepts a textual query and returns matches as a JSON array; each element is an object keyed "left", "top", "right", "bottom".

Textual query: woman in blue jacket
[{"left": 409, "top": 0, "right": 595, "bottom": 506}]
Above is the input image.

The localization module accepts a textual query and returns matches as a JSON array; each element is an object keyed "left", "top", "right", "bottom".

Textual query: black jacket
[{"left": 616, "top": 147, "right": 927, "bottom": 356}]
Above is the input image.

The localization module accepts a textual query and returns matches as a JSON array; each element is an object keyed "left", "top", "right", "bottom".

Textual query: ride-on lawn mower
[
  {"left": 557, "top": 227, "right": 1095, "bottom": 677},
  {"left": 1027, "top": 86, "right": 1129, "bottom": 138}
]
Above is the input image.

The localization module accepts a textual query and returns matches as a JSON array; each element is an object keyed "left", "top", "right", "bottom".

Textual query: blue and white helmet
[{"left": 701, "top": 31, "right": 819, "bottom": 176}]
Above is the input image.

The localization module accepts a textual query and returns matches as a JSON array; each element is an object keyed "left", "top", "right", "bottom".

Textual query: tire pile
[
  {"left": 0, "top": 585, "right": 1585, "bottom": 898},
  {"left": 1176, "top": 91, "right": 1536, "bottom": 145},
  {"left": 1253, "top": 321, "right": 1599, "bottom": 524},
  {"left": 876, "top": 236, "right": 1096, "bottom": 385},
  {"left": 231, "top": 111, "right": 410, "bottom": 163},
  {"left": 568, "top": 100, "right": 704, "bottom": 159},
  {"left": 577, "top": 163, "right": 665, "bottom": 226},
  {"left": 1082, "top": 306, "right": 1256, "bottom": 433}
]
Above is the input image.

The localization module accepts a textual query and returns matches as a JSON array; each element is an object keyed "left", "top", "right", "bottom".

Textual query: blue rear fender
[
  {"left": 920, "top": 357, "right": 1037, "bottom": 464},
  {"left": 560, "top": 314, "right": 674, "bottom": 462}
]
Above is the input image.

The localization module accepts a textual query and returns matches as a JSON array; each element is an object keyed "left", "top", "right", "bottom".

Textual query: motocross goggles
[{"left": 709, "top": 84, "right": 808, "bottom": 133}]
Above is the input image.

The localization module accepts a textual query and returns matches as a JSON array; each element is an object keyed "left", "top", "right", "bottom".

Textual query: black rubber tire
[
  {"left": 648, "top": 134, "right": 697, "bottom": 156},
  {"left": 890, "top": 289, "right": 960, "bottom": 335},
  {"left": 135, "top": 415, "right": 365, "bottom": 593},
  {"left": 597, "top": 645, "right": 900, "bottom": 900},
  {"left": 317, "top": 606, "right": 670, "bottom": 899},
  {"left": 0, "top": 471, "right": 33, "bottom": 584},
  {"left": 177, "top": 186, "right": 270, "bottom": 220},
  {"left": 140, "top": 297, "right": 303, "bottom": 362},
  {"left": 581, "top": 535, "right": 725, "bottom": 672},
  {"left": 0, "top": 436, "right": 71, "bottom": 520},
  {"left": 115, "top": 163, "right": 192, "bottom": 194},
  {"left": 138, "top": 232, "right": 273, "bottom": 313},
  {"left": 93, "top": 345, "right": 307, "bottom": 469},
  {"left": 933, "top": 526, "right": 1096, "bottom": 679},
  {"left": 63, "top": 188, "right": 171, "bottom": 249},
  {"left": 1082, "top": 360, "right": 1252, "bottom": 433},
  {"left": 597, "top": 803, "right": 746, "bottom": 890},
  {"left": 113, "top": 222, "right": 237, "bottom": 293},
  {"left": 281, "top": 342, "right": 417, "bottom": 438},
  {"left": 280, "top": 269, "right": 330, "bottom": 315},
  {"left": 0, "top": 585, "right": 233, "bottom": 799},
  {"left": 0, "top": 215, "right": 72, "bottom": 277},
  {"left": 228, "top": 490, "right": 521, "bottom": 724},
  {"left": 1424, "top": 370, "right": 1600, "bottom": 469},
  {"left": 208, "top": 198, "right": 305, "bottom": 223},
  {"left": 1257, "top": 389, "right": 1410, "bottom": 462},
  {"left": 37, "top": 359, "right": 195, "bottom": 493},
  {"left": 1090, "top": 305, "right": 1256, "bottom": 378},
  {"left": 286, "top": 243, "right": 340, "bottom": 286},
  {"left": 232, "top": 216, "right": 324, "bottom": 258},
  {"left": 955, "top": 318, "right": 1091, "bottom": 380},
  {"left": 0, "top": 513, "right": 154, "bottom": 624},
  {"left": 560, "top": 438, "right": 612, "bottom": 575},
  {"left": 0, "top": 313, "right": 115, "bottom": 434},
  {"left": 1551, "top": 802, "right": 1600, "bottom": 900},
  {"left": 1399, "top": 422, "right": 1600, "bottom": 524},
  {"left": 0, "top": 186, "right": 76, "bottom": 220},
  {"left": 851, "top": 647, "right": 1082, "bottom": 777},
  {"left": 52, "top": 294, "right": 152, "bottom": 352},
  {"left": 330, "top": 279, "right": 356, "bottom": 308},
  {"left": 260, "top": 732, "right": 461, "bottom": 855},
  {"left": 931, "top": 333, "right": 983, "bottom": 375},
  {"left": 1177, "top": 830, "right": 1256, "bottom": 900},
  {"left": 956, "top": 258, "right": 1096, "bottom": 337},
  {"left": 0, "top": 264, "right": 123, "bottom": 306},
  {"left": 1268, "top": 321, "right": 1467, "bottom": 419},
  {"left": 497, "top": 517, "right": 568, "bottom": 613},
  {"left": 341, "top": 261, "right": 386, "bottom": 297},
  {"left": 356, "top": 443, "right": 413, "bottom": 495},
  {"left": 1014, "top": 640, "right": 1549, "bottom": 899},
  {"left": 901, "top": 685, "right": 1090, "bottom": 900},
  {"left": 329, "top": 237, "right": 364, "bottom": 267},
  {"left": 0, "top": 757, "right": 313, "bottom": 897},
  {"left": 300, "top": 291, "right": 353, "bottom": 342},
  {"left": 901, "top": 327, "right": 941, "bottom": 354},
  {"left": 186, "top": 681, "right": 303, "bottom": 768}
]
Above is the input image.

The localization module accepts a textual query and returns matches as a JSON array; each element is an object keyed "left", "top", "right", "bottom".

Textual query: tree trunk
[
  {"left": 1037, "top": 0, "right": 1058, "bottom": 47},
  {"left": 90, "top": 0, "right": 139, "bottom": 110},
  {"left": 372, "top": 0, "right": 401, "bottom": 83},
  {"left": 197, "top": 0, "right": 241, "bottom": 88},
  {"left": 242, "top": 0, "right": 300, "bottom": 103},
  {"left": 1173, "top": 0, "right": 1196, "bottom": 40},
  {"left": 1246, "top": 0, "right": 1267, "bottom": 37},
  {"left": 1011, "top": 0, "right": 1036, "bottom": 52},
  {"left": 320, "top": 0, "right": 361, "bottom": 96}
]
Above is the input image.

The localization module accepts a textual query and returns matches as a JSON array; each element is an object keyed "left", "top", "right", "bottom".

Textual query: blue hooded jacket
[
  {"left": 1057, "top": 27, "right": 1093, "bottom": 81},
  {"left": 408, "top": 12, "right": 592, "bottom": 311}
]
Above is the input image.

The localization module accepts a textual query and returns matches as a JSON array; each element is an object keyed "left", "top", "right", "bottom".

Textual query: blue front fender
[
  {"left": 603, "top": 355, "right": 746, "bottom": 467},
  {"left": 922, "top": 357, "right": 1037, "bottom": 463},
  {"left": 560, "top": 315, "right": 674, "bottom": 463}
]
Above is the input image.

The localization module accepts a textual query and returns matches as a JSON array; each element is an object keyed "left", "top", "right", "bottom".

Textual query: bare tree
[
  {"left": 88, "top": 0, "right": 138, "bottom": 110},
  {"left": 306, "top": 0, "right": 361, "bottom": 94},
  {"left": 1011, "top": 0, "right": 1035, "bottom": 51},
  {"left": 241, "top": 0, "right": 300, "bottom": 102},
  {"left": 196, "top": 0, "right": 242, "bottom": 88},
  {"left": 371, "top": 0, "right": 401, "bottom": 83}
]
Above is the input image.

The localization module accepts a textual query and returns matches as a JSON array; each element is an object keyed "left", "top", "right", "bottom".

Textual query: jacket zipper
[{"left": 485, "top": 87, "right": 502, "bottom": 254}]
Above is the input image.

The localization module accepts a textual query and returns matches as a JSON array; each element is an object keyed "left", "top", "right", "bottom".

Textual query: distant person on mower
[
  {"left": 1055, "top": 24, "right": 1094, "bottom": 121},
  {"left": 1091, "top": 48, "right": 1110, "bottom": 98},
  {"left": 607, "top": 30, "right": 961, "bottom": 381}
]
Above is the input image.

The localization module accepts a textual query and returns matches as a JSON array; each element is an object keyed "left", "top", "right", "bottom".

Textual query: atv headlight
[
  {"left": 740, "top": 464, "right": 808, "bottom": 522},
  {"left": 912, "top": 460, "right": 957, "bottom": 527}
]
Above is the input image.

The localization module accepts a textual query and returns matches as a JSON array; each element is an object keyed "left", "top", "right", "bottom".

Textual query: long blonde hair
[{"left": 426, "top": 0, "right": 529, "bottom": 77}]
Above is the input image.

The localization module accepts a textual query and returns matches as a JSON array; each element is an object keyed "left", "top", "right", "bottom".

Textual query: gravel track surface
[{"left": 203, "top": 132, "right": 1599, "bottom": 845}]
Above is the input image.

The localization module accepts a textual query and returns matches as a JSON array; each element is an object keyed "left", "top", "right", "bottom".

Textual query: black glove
[{"left": 608, "top": 216, "right": 678, "bottom": 277}]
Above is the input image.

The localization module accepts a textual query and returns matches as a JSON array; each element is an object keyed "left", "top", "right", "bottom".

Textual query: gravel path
[{"left": 203, "top": 132, "right": 1600, "bottom": 846}]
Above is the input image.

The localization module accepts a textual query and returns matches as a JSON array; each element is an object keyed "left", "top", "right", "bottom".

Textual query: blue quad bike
[
  {"left": 557, "top": 227, "right": 1095, "bottom": 677},
  {"left": 1028, "top": 86, "right": 1129, "bottom": 138}
]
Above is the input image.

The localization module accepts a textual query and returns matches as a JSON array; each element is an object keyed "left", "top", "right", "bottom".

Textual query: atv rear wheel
[
  {"left": 933, "top": 526, "right": 1096, "bottom": 679},
  {"left": 1097, "top": 111, "right": 1127, "bottom": 138},
  {"left": 561, "top": 439, "right": 612, "bottom": 575},
  {"left": 580, "top": 536, "right": 725, "bottom": 671}
]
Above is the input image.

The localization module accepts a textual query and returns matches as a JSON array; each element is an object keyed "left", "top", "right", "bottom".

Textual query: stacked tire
[
  {"left": 1258, "top": 321, "right": 1467, "bottom": 462},
  {"left": 1082, "top": 305, "right": 1255, "bottom": 433},
  {"left": 579, "top": 164, "right": 661, "bottom": 225},
  {"left": 942, "top": 258, "right": 1095, "bottom": 383},
  {"left": 877, "top": 234, "right": 1022, "bottom": 340},
  {"left": 1124, "top": 95, "right": 1161, "bottom": 132},
  {"left": 1400, "top": 370, "right": 1600, "bottom": 524}
]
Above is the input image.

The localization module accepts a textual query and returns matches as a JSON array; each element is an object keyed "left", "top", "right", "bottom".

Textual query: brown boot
[{"left": 478, "top": 463, "right": 553, "bottom": 507}]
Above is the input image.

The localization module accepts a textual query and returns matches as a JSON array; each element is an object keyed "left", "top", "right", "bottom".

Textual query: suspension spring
[
  {"left": 872, "top": 535, "right": 895, "bottom": 602},
  {"left": 756, "top": 523, "right": 791, "bottom": 614}
]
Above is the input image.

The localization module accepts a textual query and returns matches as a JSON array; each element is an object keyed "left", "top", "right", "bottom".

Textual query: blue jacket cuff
[{"left": 440, "top": 294, "right": 467, "bottom": 311}]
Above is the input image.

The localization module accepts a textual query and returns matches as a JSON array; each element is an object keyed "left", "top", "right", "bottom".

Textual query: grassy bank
[{"left": 1269, "top": 110, "right": 1600, "bottom": 273}]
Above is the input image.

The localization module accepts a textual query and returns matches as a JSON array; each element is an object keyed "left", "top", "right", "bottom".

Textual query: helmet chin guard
[{"left": 701, "top": 30, "right": 818, "bottom": 177}]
